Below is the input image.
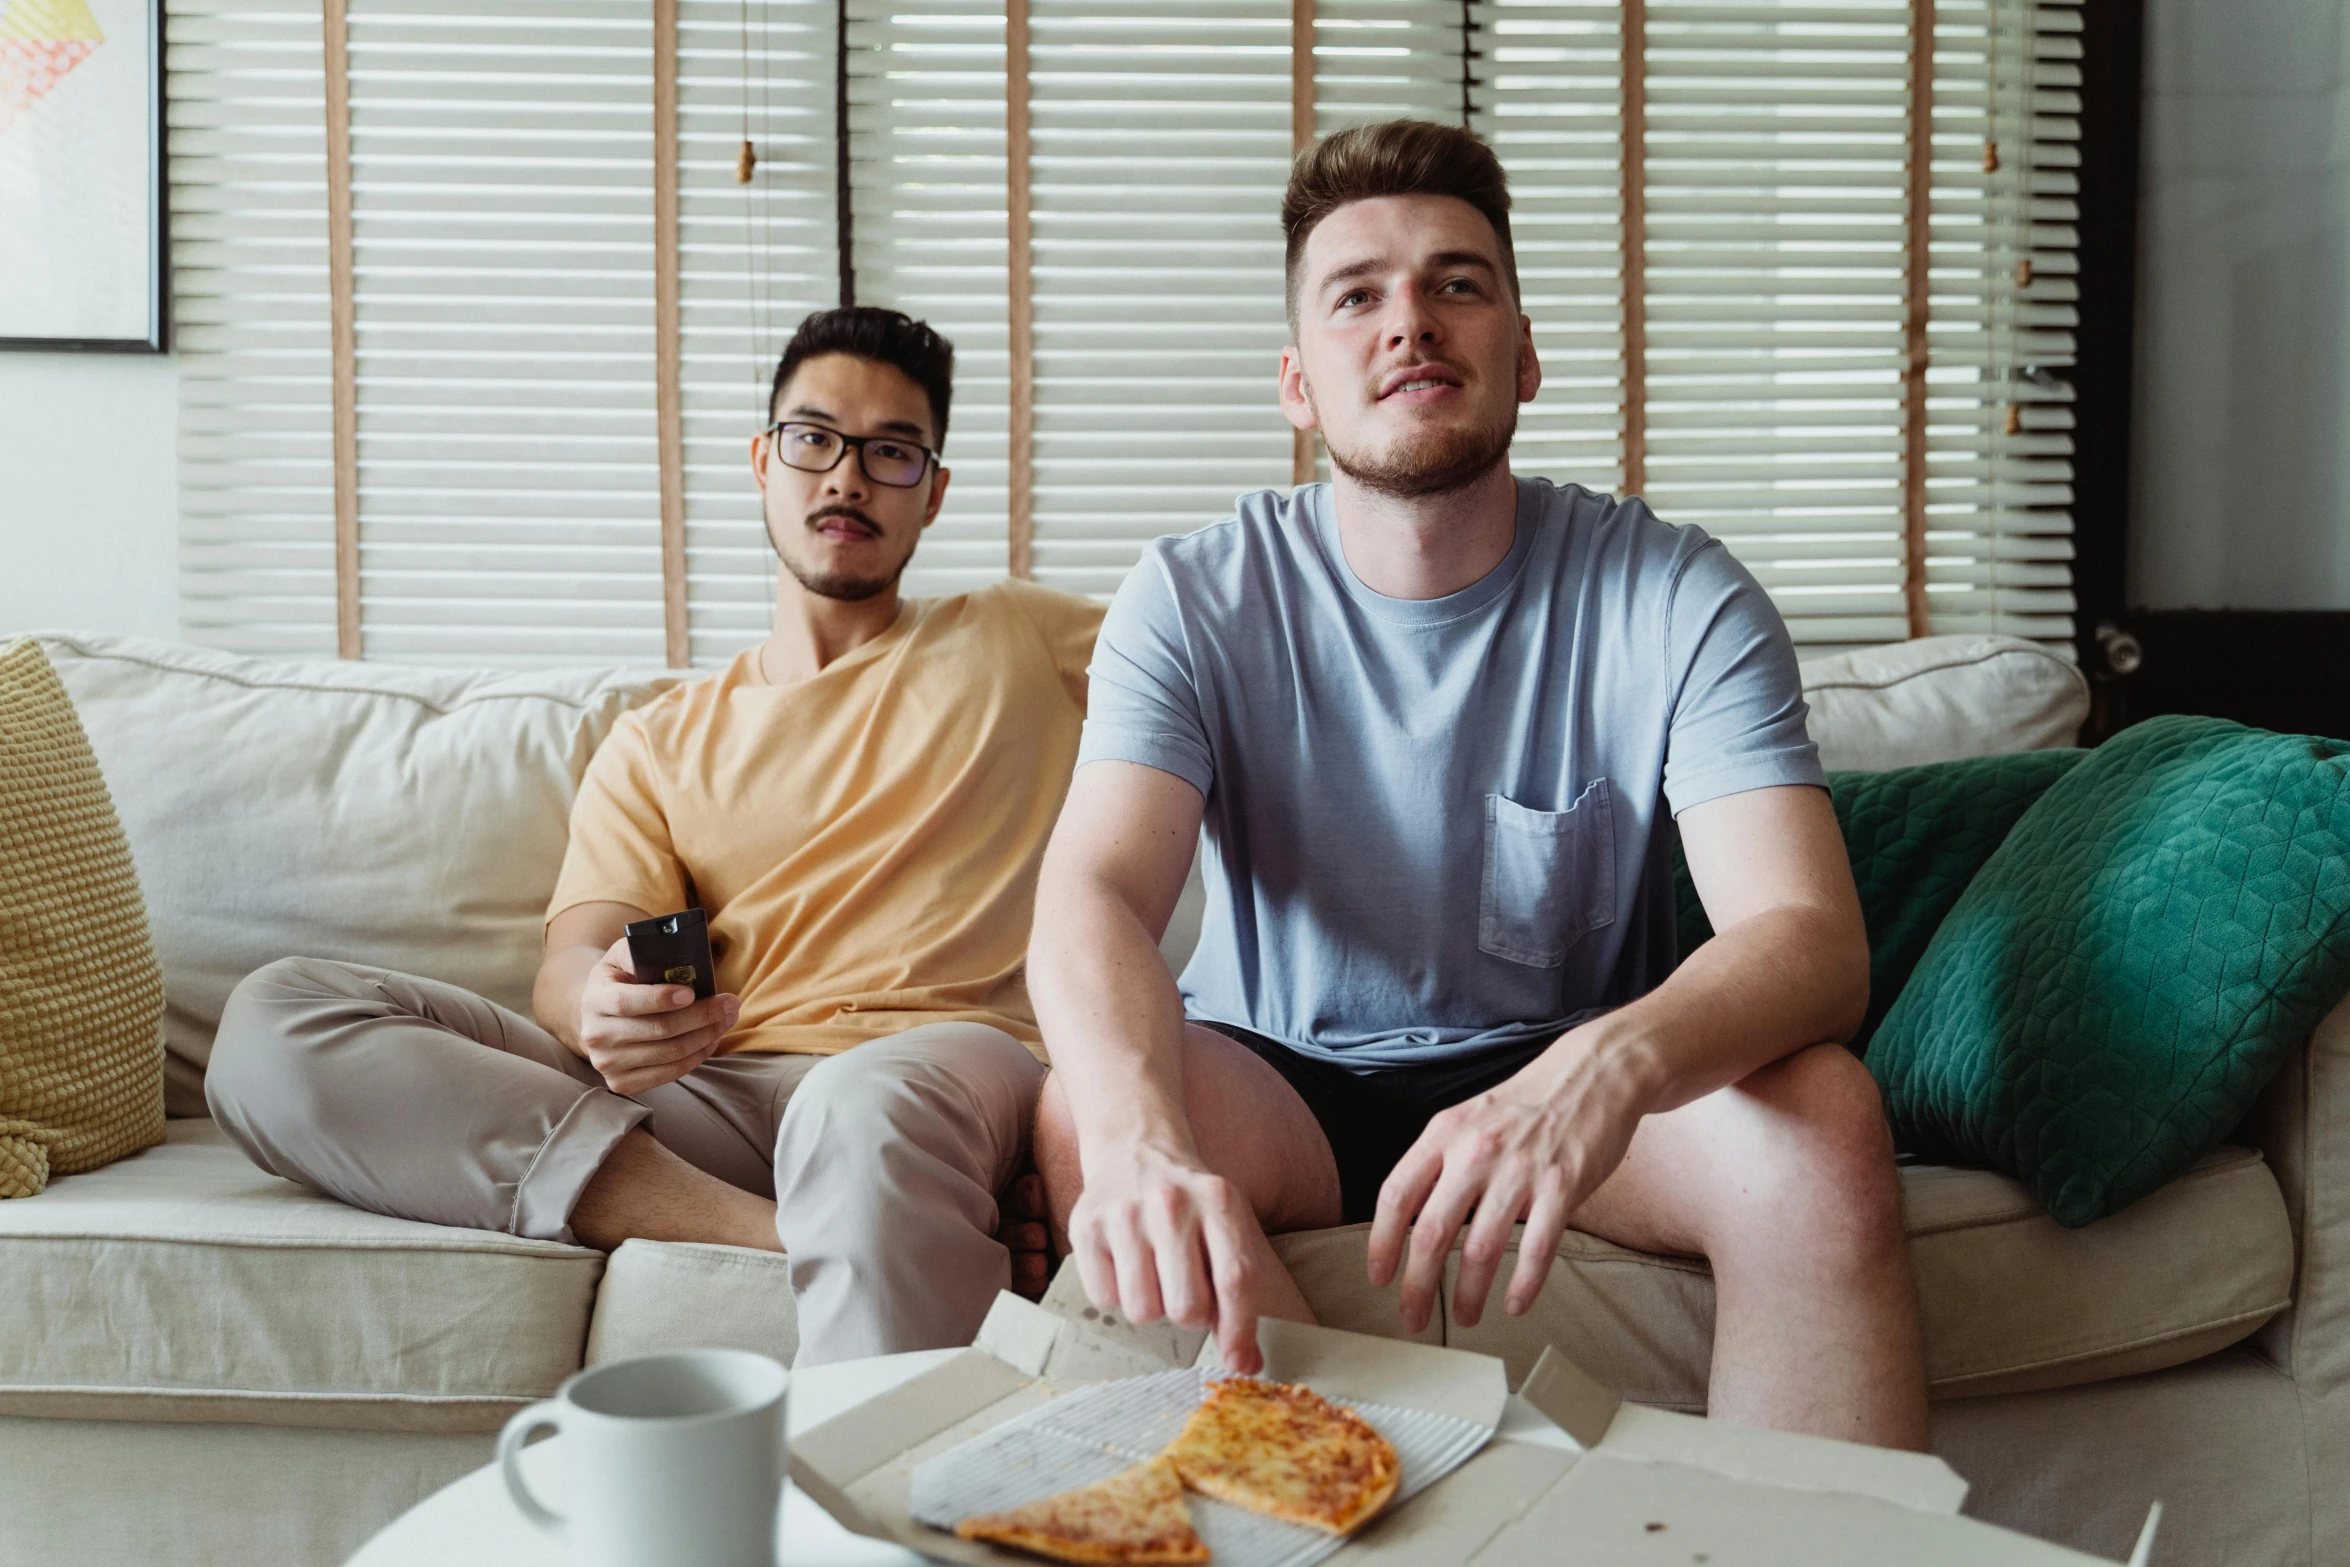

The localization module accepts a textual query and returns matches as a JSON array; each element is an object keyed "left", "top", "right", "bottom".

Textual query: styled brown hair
[{"left": 1281, "top": 119, "right": 1518, "bottom": 333}]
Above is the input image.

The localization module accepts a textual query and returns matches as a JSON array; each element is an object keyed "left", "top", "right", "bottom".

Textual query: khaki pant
[{"left": 205, "top": 957, "right": 1045, "bottom": 1366}]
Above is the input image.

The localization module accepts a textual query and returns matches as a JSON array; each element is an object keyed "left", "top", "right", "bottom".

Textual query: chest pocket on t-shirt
[{"left": 1479, "top": 781, "right": 1616, "bottom": 969}]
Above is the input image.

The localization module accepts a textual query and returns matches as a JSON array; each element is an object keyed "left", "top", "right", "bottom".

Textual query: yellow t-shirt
[{"left": 548, "top": 579, "right": 1104, "bottom": 1059}]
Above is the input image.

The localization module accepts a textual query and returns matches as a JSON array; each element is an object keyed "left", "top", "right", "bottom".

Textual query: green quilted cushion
[
  {"left": 1672, "top": 749, "right": 2086, "bottom": 1053},
  {"left": 1869, "top": 715, "right": 2350, "bottom": 1227}
]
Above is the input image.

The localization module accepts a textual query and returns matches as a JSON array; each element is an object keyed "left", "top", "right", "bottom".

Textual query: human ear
[
  {"left": 1278, "top": 346, "right": 1319, "bottom": 434},
  {"left": 921, "top": 464, "right": 952, "bottom": 529},
  {"left": 1516, "top": 315, "right": 1542, "bottom": 404}
]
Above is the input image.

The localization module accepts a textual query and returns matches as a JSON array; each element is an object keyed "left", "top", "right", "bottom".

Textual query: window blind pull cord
[
  {"left": 1983, "top": 0, "right": 2002, "bottom": 173},
  {"left": 738, "top": 0, "right": 756, "bottom": 182}
]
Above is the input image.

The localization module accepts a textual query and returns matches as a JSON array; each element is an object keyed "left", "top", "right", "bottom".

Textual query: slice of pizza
[
  {"left": 1161, "top": 1377, "right": 1401, "bottom": 1535},
  {"left": 955, "top": 1456, "right": 1211, "bottom": 1565}
]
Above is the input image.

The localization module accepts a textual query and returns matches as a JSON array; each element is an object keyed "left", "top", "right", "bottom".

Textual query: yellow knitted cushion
[{"left": 0, "top": 638, "right": 164, "bottom": 1196}]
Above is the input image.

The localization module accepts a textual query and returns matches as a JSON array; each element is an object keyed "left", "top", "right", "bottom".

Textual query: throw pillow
[
  {"left": 1672, "top": 748, "right": 2086, "bottom": 1053},
  {"left": 1868, "top": 715, "right": 2350, "bottom": 1227},
  {"left": 0, "top": 638, "right": 165, "bottom": 1196}
]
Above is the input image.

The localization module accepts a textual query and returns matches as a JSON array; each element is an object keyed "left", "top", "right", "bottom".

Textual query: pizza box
[{"left": 790, "top": 1290, "right": 2163, "bottom": 1567}]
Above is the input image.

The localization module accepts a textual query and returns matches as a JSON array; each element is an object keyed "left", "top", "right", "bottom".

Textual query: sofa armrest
[{"left": 2250, "top": 988, "right": 2350, "bottom": 1386}]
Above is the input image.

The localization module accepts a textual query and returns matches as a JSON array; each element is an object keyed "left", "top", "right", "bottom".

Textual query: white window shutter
[
  {"left": 1919, "top": 0, "right": 2079, "bottom": 644},
  {"left": 170, "top": 0, "right": 340, "bottom": 655},
  {"left": 679, "top": 0, "right": 840, "bottom": 664},
  {"left": 846, "top": 0, "right": 1013, "bottom": 600},
  {"left": 1024, "top": 0, "right": 1295, "bottom": 599},
  {"left": 172, "top": 0, "right": 2078, "bottom": 658},
  {"left": 1470, "top": 0, "right": 1629, "bottom": 500}
]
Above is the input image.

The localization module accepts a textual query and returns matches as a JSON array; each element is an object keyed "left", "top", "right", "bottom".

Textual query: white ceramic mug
[{"left": 498, "top": 1348, "right": 790, "bottom": 1567}]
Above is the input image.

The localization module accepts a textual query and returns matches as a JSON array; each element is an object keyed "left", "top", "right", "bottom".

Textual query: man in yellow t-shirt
[{"left": 206, "top": 308, "right": 1105, "bottom": 1363}]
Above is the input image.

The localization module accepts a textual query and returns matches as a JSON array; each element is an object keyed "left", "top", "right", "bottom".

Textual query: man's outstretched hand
[
  {"left": 1066, "top": 1142, "right": 1282, "bottom": 1375},
  {"left": 1366, "top": 1035, "right": 1655, "bottom": 1332}
]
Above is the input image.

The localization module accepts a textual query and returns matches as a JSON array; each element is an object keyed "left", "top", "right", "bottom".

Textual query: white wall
[
  {"left": 0, "top": 351, "right": 180, "bottom": 643},
  {"left": 2131, "top": 0, "right": 2350, "bottom": 609}
]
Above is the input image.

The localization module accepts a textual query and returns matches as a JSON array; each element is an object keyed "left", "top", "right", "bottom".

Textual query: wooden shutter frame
[{"left": 1902, "top": 0, "right": 1937, "bottom": 639}]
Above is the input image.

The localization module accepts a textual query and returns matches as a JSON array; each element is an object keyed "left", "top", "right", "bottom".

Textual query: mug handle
[{"left": 497, "top": 1400, "right": 569, "bottom": 1537}]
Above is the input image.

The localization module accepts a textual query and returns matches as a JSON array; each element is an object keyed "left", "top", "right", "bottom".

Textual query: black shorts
[{"left": 1200, "top": 1022, "right": 1551, "bottom": 1225}]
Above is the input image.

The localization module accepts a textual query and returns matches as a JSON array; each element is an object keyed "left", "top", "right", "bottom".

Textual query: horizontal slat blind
[
  {"left": 171, "top": 0, "right": 2076, "bottom": 658},
  {"left": 1476, "top": 0, "right": 2076, "bottom": 651},
  {"left": 170, "top": 0, "right": 341, "bottom": 655},
  {"left": 679, "top": 0, "right": 837, "bottom": 662},
  {"left": 1918, "top": 0, "right": 2077, "bottom": 641},
  {"left": 847, "top": 0, "right": 1013, "bottom": 599},
  {"left": 1316, "top": 1, "right": 1463, "bottom": 133},
  {"left": 1024, "top": 0, "right": 1293, "bottom": 598},
  {"left": 1638, "top": 0, "right": 1916, "bottom": 648},
  {"left": 1470, "top": 0, "right": 1627, "bottom": 494},
  {"left": 338, "top": 0, "right": 668, "bottom": 664}
]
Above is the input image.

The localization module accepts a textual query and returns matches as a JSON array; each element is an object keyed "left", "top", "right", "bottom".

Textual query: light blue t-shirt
[{"left": 1075, "top": 477, "right": 1826, "bottom": 1070}]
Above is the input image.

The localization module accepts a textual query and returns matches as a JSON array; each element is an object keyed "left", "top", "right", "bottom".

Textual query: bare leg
[
  {"left": 567, "top": 1128, "right": 785, "bottom": 1253},
  {"left": 1035, "top": 1023, "right": 1343, "bottom": 1327},
  {"left": 1568, "top": 1042, "right": 1929, "bottom": 1449}
]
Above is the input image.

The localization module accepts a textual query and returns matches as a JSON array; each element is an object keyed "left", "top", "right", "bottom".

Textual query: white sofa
[{"left": 1, "top": 630, "right": 2335, "bottom": 1567}]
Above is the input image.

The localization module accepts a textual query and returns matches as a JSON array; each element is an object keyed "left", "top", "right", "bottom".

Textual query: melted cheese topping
[
  {"left": 1161, "top": 1379, "right": 1401, "bottom": 1535},
  {"left": 956, "top": 1457, "right": 1211, "bottom": 1565}
]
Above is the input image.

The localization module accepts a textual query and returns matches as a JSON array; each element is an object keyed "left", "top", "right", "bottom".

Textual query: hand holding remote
[{"left": 573, "top": 936, "right": 739, "bottom": 1096}]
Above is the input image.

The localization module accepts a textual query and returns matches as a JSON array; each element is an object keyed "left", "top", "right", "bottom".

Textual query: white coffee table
[{"left": 347, "top": 1347, "right": 959, "bottom": 1566}]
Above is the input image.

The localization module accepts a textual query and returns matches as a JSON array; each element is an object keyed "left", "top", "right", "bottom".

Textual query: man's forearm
[
  {"left": 1551, "top": 901, "right": 1869, "bottom": 1117},
  {"left": 532, "top": 943, "right": 606, "bottom": 1054},
  {"left": 1027, "top": 876, "right": 1196, "bottom": 1164}
]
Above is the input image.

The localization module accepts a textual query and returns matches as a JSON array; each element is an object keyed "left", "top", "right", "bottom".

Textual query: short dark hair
[
  {"left": 1281, "top": 120, "right": 1518, "bottom": 333},
  {"left": 769, "top": 307, "right": 956, "bottom": 447}
]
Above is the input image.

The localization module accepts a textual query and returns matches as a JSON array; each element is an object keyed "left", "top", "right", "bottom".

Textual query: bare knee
[
  {"left": 1034, "top": 1072, "right": 1083, "bottom": 1244},
  {"left": 1721, "top": 1045, "right": 1904, "bottom": 1265}
]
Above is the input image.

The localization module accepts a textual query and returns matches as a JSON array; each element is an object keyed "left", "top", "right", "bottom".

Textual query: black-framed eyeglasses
[{"left": 762, "top": 422, "right": 938, "bottom": 489}]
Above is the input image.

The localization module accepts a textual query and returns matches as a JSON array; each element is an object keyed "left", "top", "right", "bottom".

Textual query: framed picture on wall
[{"left": 0, "top": 0, "right": 166, "bottom": 352}]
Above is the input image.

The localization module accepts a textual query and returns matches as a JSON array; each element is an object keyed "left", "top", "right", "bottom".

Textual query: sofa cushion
[
  {"left": 0, "top": 639, "right": 165, "bottom": 1195},
  {"left": 577, "top": 1146, "right": 2290, "bottom": 1410},
  {"left": 1872, "top": 714, "right": 2350, "bottom": 1227},
  {"left": 0, "top": 1119, "right": 602, "bottom": 1432},
  {"left": 1796, "top": 634, "right": 2089, "bottom": 772},
  {"left": 1674, "top": 749, "right": 2090, "bottom": 1053},
  {"left": 33, "top": 634, "right": 675, "bottom": 1115}
]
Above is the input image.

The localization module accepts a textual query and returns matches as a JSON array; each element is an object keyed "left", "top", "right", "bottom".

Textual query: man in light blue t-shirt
[{"left": 1027, "top": 120, "right": 1927, "bottom": 1450}]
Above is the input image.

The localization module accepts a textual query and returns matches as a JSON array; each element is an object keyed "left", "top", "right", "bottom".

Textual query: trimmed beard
[
  {"left": 1320, "top": 397, "right": 1517, "bottom": 500},
  {"left": 769, "top": 509, "right": 918, "bottom": 603},
  {"left": 780, "top": 557, "right": 905, "bottom": 602}
]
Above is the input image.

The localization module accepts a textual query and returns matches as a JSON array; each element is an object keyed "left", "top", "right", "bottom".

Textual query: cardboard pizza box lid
[{"left": 790, "top": 1291, "right": 2160, "bottom": 1567}]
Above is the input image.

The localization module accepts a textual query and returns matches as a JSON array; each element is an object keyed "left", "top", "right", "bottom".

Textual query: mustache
[{"left": 804, "top": 503, "right": 881, "bottom": 539}]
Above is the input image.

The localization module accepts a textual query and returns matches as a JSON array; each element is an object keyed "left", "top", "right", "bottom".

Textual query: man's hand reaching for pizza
[
  {"left": 1066, "top": 1140, "right": 1295, "bottom": 1376},
  {"left": 1367, "top": 1030, "right": 1656, "bottom": 1332}
]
